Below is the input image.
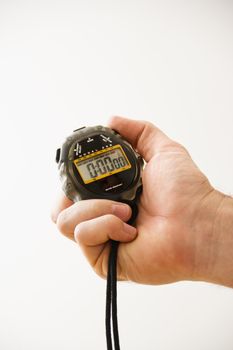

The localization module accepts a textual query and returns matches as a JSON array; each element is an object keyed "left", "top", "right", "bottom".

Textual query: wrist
[
  {"left": 208, "top": 194, "right": 233, "bottom": 287},
  {"left": 192, "top": 189, "right": 233, "bottom": 287}
]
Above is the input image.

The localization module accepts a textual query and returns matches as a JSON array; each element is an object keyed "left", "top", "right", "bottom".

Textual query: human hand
[{"left": 51, "top": 116, "right": 230, "bottom": 286}]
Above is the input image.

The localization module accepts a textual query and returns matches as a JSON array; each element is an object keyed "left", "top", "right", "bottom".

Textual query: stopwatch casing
[{"left": 56, "top": 125, "right": 143, "bottom": 203}]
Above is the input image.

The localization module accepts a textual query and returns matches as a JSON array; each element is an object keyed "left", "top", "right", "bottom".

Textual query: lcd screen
[{"left": 73, "top": 145, "right": 131, "bottom": 184}]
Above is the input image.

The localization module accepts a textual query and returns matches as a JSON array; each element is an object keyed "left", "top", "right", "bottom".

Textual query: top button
[{"left": 73, "top": 127, "right": 86, "bottom": 132}]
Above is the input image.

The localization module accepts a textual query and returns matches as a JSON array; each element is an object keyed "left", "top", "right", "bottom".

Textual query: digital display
[{"left": 73, "top": 145, "right": 131, "bottom": 184}]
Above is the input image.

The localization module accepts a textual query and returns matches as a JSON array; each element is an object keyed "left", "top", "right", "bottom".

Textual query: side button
[
  {"left": 56, "top": 148, "right": 61, "bottom": 163},
  {"left": 111, "top": 128, "right": 120, "bottom": 135}
]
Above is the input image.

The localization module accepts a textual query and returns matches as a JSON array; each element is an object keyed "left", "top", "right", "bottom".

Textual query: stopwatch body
[{"left": 56, "top": 125, "right": 143, "bottom": 203}]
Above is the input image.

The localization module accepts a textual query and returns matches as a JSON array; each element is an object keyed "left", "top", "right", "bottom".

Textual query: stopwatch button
[
  {"left": 56, "top": 148, "right": 61, "bottom": 163},
  {"left": 73, "top": 126, "right": 86, "bottom": 132},
  {"left": 111, "top": 128, "right": 120, "bottom": 135}
]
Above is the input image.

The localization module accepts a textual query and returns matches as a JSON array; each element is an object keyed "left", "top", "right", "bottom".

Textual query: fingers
[
  {"left": 74, "top": 214, "right": 137, "bottom": 274},
  {"left": 107, "top": 116, "right": 173, "bottom": 162},
  {"left": 55, "top": 198, "right": 136, "bottom": 279},
  {"left": 51, "top": 191, "right": 73, "bottom": 223},
  {"left": 56, "top": 199, "right": 132, "bottom": 240},
  {"left": 75, "top": 214, "right": 137, "bottom": 246}
]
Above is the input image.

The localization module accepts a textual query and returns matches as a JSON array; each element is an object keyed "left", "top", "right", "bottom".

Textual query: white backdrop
[{"left": 0, "top": 0, "right": 233, "bottom": 349}]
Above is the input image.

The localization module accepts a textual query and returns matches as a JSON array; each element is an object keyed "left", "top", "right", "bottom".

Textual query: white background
[{"left": 0, "top": 0, "right": 233, "bottom": 349}]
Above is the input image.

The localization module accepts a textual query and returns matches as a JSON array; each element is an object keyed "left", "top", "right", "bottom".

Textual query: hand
[{"left": 51, "top": 116, "right": 226, "bottom": 285}]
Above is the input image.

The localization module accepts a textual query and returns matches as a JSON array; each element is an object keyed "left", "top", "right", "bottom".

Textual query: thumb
[{"left": 107, "top": 116, "right": 172, "bottom": 162}]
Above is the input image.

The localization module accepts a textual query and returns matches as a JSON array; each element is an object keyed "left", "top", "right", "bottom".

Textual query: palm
[{"left": 118, "top": 146, "right": 211, "bottom": 284}]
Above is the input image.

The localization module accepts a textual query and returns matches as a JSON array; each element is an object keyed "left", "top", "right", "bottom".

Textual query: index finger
[{"left": 51, "top": 191, "right": 73, "bottom": 223}]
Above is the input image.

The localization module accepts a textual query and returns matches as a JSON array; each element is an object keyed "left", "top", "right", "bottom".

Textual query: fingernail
[
  {"left": 112, "top": 204, "right": 131, "bottom": 220},
  {"left": 123, "top": 223, "right": 137, "bottom": 236}
]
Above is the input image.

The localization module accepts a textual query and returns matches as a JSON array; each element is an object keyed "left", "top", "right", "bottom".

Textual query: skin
[{"left": 51, "top": 116, "right": 233, "bottom": 288}]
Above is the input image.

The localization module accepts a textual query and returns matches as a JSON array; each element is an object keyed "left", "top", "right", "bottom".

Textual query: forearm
[{"left": 194, "top": 190, "right": 233, "bottom": 288}]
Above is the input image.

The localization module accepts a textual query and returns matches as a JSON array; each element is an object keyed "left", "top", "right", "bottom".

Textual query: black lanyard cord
[
  {"left": 106, "top": 244, "right": 113, "bottom": 350},
  {"left": 105, "top": 202, "right": 139, "bottom": 350},
  {"left": 106, "top": 240, "right": 120, "bottom": 350},
  {"left": 111, "top": 241, "right": 120, "bottom": 350}
]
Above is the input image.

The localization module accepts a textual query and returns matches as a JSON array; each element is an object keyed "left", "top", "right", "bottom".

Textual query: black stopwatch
[{"left": 56, "top": 125, "right": 143, "bottom": 204}]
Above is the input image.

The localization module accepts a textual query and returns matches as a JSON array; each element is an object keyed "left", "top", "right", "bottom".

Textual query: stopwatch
[{"left": 55, "top": 125, "right": 143, "bottom": 204}]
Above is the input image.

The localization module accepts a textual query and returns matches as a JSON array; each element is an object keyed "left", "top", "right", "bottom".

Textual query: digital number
[
  {"left": 96, "top": 159, "right": 107, "bottom": 175},
  {"left": 103, "top": 156, "right": 115, "bottom": 172},
  {"left": 85, "top": 154, "right": 128, "bottom": 180},
  {"left": 87, "top": 163, "right": 97, "bottom": 178},
  {"left": 113, "top": 158, "right": 121, "bottom": 169},
  {"left": 118, "top": 156, "right": 126, "bottom": 167}
]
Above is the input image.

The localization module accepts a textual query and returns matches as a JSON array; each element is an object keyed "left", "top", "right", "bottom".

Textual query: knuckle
[
  {"left": 86, "top": 198, "right": 102, "bottom": 210},
  {"left": 74, "top": 222, "right": 87, "bottom": 243},
  {"left": 102, "top": 214, "right": 124, "bottom": 240},
  {"left": 172, "top": 142, "right": 189, "bottom": 155},
  {"left": 56, "top": 210, "right": 69, "bottom": 234},
  {"left": 144, "top": 120, "right": 154, "bottom": 129},
  {"left": 144, "top": 120, "right": 156, "bottom": 133},
  {"left": 88, "top": 199, "right": 113, "bottom": 215},
  {"left": 103, "top": 214, "right": 122, "bottom": 228},
  {"left": 85, "top": 199, "right": 97, "bottom": 212},
  {"left": 50, "top": 210, "right": 57, "bottom": 224}
]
